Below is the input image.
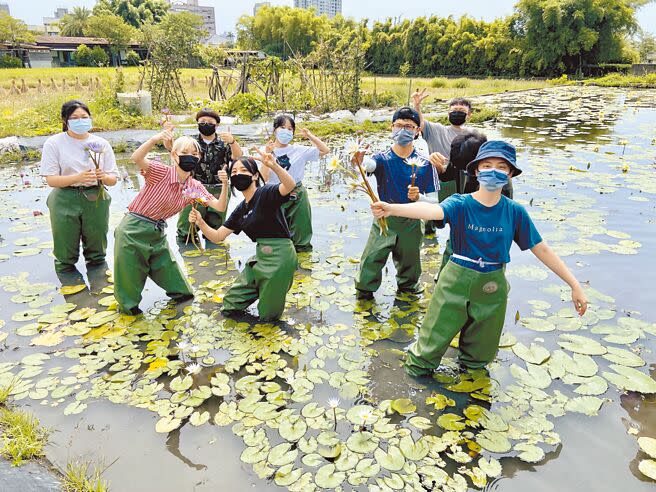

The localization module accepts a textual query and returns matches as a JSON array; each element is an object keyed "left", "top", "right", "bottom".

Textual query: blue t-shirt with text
[
  {"left": 439, "top": 194, "right": 543, "bottom": 271},
  {"left": 371, "top": 149, "right": 437, "bottom": 204}
]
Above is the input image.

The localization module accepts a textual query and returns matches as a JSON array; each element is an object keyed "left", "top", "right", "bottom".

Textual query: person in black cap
[
  {"left": 351, "top": 106, "right": 446, "bottom": 299},
  {"left": 166, "top": 108, "right": 243, "bottom": 243},
  {"left": 370, "top": 140, "right": 588, "bottom": 376}
]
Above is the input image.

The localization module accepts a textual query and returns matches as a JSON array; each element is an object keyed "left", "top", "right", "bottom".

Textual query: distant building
[
  {"left": 42, "top": 7, "right": 68, "bottom": 36},
  {"left": 293, "top": 0, "right": 342, "bottom": 18},
  {"left": 168, "top": 0, "right": 216, "bottom": 37},
  {"left": 254, "top": 2, "right": 271, "bottom": 15},
  {"left": 0, "top": 3, "right": 10, "bottom": 15}
]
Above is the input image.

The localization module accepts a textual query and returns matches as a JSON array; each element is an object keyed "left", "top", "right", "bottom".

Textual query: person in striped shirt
[
  {"left": 189, "top": 149, "right": 298, "bottom": 321},
  {"left": 114, "top": 131, "right": 229, "bottom": 315}
]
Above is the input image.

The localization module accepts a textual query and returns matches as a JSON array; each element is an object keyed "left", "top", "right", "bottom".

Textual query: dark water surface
[{"left": 0, "top": 86, "right": 655, "bottom": 491}]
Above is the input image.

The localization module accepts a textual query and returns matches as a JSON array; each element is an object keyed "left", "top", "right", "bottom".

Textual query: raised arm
[
  {"left": 204, "top": 170, "right": 229, "bottom": 213},
  {"left": 254, "top": 148, "right": 296, "bottom": 196},
  {"left": 412, "top": 88, "right": 430, "bottom": 132},
  {"left": 219, "top": 126, "right": 243, "bottom": 159},
  {"left": 298, "top": 128, "right": 330, "bottom": 157},
  {"left": 530, "top": 242, "right": 588, "bottom": 316},
  {"left": 372, "top": 200, "right": 444, "bottom": 222},
  {"left": 131, "top": 130, "right": 172, "bottom": 172}
]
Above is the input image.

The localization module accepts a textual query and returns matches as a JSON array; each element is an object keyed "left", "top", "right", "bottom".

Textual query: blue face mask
[
  {"left": 276, "top": 128, "right": 294, "bottom": 145},
  {"left": 477, "top": 169, "right": 509, "bottom": 191},
  {"left": 68, "top": 118, "right": 92, "bottom": 135},
  {"left": 392, "top": 128, "right": 415, "bottom": 147}
]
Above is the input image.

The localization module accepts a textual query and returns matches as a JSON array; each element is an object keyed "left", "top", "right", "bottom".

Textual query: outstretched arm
[
  {"left": 531, "top": 241, "right": 588, "bottom": 315},
  {"left": 189, "top": 209, "right": 233, "bottom": 243},
  {"left": 371, "top": 200, "right": 444, "bottom": 222}
]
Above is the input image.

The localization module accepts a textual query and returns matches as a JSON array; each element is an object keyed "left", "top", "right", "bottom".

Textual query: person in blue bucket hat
[{"left": 370, "top": 140, "right": 589, "bottom": 376}]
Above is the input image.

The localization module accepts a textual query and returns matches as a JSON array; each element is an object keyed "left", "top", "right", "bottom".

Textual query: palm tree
[{"left": 59, "top": 7, "right": 92, "bottom": 37}]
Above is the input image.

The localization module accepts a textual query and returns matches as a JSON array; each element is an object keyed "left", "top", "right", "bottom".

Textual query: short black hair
[
  {"left": 273, "top": 114, "right": 296, "bottom": 133},
  {"left": 227, "top": 157, "right": 262, "bottom": 195},
  {"left": 449, "top": 130, "right": 487, "bottom": 172},
  {"left": 196, "top": 108, "right": 221, "bottom": 124},
  {"left": 392, "top": 106, "right": 420, "bottom": 127},
  {"left": 61, "top": 100, "right": 91, "bottom": 131},
  {"left": 449, "top": 98, "right": 472, "bottom": 111}
]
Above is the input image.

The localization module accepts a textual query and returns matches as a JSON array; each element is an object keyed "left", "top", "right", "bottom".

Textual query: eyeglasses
[{"left": 392, "top": 123, "right": 418, "bottom": 131}]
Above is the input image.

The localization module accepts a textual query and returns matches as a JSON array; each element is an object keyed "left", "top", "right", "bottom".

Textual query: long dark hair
[
  {"left": 61, "top": 100, "right": 91, "bottom": 132},
  {"left": 273, "top": 114, "right": 296, "bottom": 133},
  {"left": 228, "top": 157, "right": 263, "bottom": 195}
]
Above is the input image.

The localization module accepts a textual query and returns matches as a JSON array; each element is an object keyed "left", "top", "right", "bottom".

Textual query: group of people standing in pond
[{"left": 39, "top": 94, "right": 588, "bottom": 377}]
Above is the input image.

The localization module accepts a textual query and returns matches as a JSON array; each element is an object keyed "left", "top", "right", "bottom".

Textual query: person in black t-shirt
[
  {"left": 189, "top": 151, "right": 298, "bottom": 321},
  {"left": 168, "top": 108, "right": 243, "bottom": 242}
]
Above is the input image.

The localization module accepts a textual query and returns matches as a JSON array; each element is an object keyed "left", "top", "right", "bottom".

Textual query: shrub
[
  {"left": 360, "top": 90, "right": 399, "bottom": 108},
  {"left": 220, "top": 92, "right": 267, "bottom": 121},
  {"left": 451, "top": 78, "right": 471, "bottom": 88},
  {"left": 89, "top": 46, "right": 109, "bottom": 67},
  {"left": 430, "top": 77, "right": 448, "bottom": 88},
  {"left": 0, "top": 54, "right": 22, "bottom": 68},
  {"left": 124, "top": 50, "right": 140, "bottom": 66}
]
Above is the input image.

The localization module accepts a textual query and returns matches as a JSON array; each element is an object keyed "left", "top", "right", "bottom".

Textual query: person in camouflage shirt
[{"left": 173, "top": 108, "right": 243, "bottom": 242}]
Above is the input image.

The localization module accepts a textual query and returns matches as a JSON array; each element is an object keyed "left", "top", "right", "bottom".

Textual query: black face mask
[
  {"left": 178, "top": 155, "right": 199, "bottom": 172},
  {"left": 449, "top": 111, "right": 468, "bottom": 126},
  {"left": 198, "top": 122, "right": 216, "bottom": 137},
  {"left": 231, "top": 174, "right": 253, "bottom": 192}
]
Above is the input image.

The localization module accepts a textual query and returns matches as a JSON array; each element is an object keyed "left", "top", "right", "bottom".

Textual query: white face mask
[{"left": 276, "top": 128, "right": 294, "bottom": 145}]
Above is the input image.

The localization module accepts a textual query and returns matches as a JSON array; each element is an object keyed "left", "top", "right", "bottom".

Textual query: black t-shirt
[{"left": 223, "top": 184, "right": 292, "bottom": 241}]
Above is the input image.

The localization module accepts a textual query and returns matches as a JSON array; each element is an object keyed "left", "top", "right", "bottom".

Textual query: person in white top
[
  {"left": 260, "top": 114, "right": 330, "bottom": 253},
  {"left": 39, "top": 100, "right": 118, "bottom": 275}
]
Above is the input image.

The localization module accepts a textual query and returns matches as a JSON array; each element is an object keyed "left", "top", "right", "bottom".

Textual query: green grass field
[{"left": 0, "top": 67, "right": 652, "bottom": 139}]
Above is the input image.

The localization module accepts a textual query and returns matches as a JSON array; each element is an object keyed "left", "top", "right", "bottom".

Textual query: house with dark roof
[{"left": 33, "top": 35, "right": 146, "bottom": 67}]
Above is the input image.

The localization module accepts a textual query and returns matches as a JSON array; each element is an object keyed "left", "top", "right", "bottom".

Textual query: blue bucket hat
[{"left": 466, "top": 140, "right": 522, "bottom": 177}]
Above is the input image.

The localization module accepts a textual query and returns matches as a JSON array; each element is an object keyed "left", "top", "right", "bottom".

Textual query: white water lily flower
[
  {"left": 191, "top": 345, "right": 201, "bottom": 353},
  {"left": 344, "top": 139, "right": 360, "bottom": 156},
  {"left": 405, "top": 157, "right": 425, "bottom": 168},
  {"left": 327, "top": 156, "right": 341, "bottom": 172},
  {"left": 186, "top": 363, "right": 202, "bottom": 375},
  {"left": 327, "top": 397, "right": 341, "bottom": 409},
  {"left": 177, "top": 341, "right": 190, "bottom": 352}
]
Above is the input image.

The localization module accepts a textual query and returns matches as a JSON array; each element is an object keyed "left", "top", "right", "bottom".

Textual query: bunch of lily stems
[{"left": 330, "top": 138, "right": 388, "bottom": 236}]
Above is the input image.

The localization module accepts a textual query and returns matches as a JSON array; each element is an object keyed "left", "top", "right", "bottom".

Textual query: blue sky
[{"left": 7, "top": 0, "right": 656, "bottom": 35}]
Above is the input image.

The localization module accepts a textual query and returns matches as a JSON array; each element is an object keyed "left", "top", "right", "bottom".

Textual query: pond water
[{"left": 0, "top": 86, "right": 655, "bottom": 491}]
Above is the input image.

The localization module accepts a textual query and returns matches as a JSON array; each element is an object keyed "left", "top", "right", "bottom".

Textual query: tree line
[{"left": 237, "top": 1, "right": 656, "bottom": 77}]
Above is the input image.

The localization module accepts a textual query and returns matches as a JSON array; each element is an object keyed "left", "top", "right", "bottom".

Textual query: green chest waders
[
  {"left": 281, "top": 183, "right": 313, "bottom": 252},
  {"left": 405, "top": 260, "right": 510, "bottom": 376},
  {"left": 114, "top": 214, "right": 193, "bottom": 314},
  {"left": 355, "top": 216, "right": 423, "bottom": 295},
  {"left": 222, "top": 238, "right": 298, "bottom": 321},
  {"left": 46, "top": 186, "right": 111, "bottom": 273},
  {"left": 176, "top": 184, "right": 228, "bottom": 241}
]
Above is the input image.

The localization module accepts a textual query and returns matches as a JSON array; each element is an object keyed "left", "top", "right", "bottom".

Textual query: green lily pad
[
  {"left": 390, "top": 398, "right": 416, "bottom": 415},
  {"left": 478, "top": 456, "right": 502, "bottom": 478},
  {"left": 374, "top": 445, "right": 405, "bottom": 471},
  {"left": 315, "top": 464, "right": 345, "bottom": 489},
  {"left": 399, "top": 435, "right": 429, "bottom": 461},
  {"left": 437, "top": 413, "right": 465, "bottom": 431},
  {"left": 346, "top": 431, "right": 378, "bottom": 454},
  {"left": 565, "top": 396, "right": 604, "bottom": 416},
  {"left": 477, "top": 430, "right": 511, "bottom": 453},
  {"left": 638, "top": 460, "right": 656, "bottom": 480},
  {"left": 515, "top": 443, "right": 545, "bottom": 463},
  {"left": 558, "top": 334, "right": 607, "bottom": 356},
  {"left": 155, "top": 415, "right": 181, "bottom": 433},
  {"left": 603, "top": 365, "right": 656, "bottom": 394},
  {"left": 170, "top": 375, "right": 193, "bottom": 392},
  {"left": 279, "top": 417, "right": 308, "bottom": 442},
  {"left": 268, "top": 442, "right": 298, "bottom": 467},
  {"left": 564, "top": 353, "right": 598, "bottom": 377},
  {"left": 512, "top": 342, "right": 551, "bottom": 365},
  {"left": 638, "top": 437, "right": 656, "bottom": 460},
  {"left": 602, "top": 347, "right": 645, "bottom": 367}
]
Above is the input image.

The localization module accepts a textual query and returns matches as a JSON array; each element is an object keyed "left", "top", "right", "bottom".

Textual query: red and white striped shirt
[{"left": 128, "top": 161, "right": 214, "bottom": 220}]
